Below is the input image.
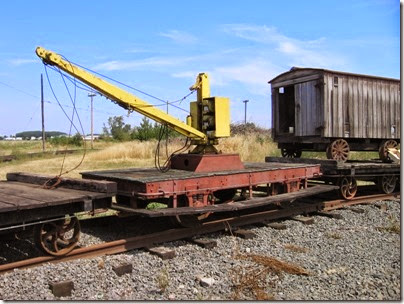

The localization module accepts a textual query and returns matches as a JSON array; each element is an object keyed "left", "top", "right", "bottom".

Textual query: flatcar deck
[
  {"left": 265, "top": 157, "right": 400, "bottom": 176},
  {"left": 81, "top": 161, "right": 326, "bottom": 214},
  {"left": 81, "top": 162, "right": 320, "bottom": 182},
  {"left": 265, "top": 157, "right": 400, "bottom": 199},
  {"left": 0, "top": 173, "right": 116, "bottom": 230}
]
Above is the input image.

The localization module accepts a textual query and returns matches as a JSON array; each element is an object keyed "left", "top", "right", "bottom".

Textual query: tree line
[{"left": 102, "top": 116, "right": 179, "bottom": 141}]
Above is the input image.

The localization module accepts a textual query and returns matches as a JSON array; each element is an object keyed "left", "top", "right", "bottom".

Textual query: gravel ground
[{"left": 0, "top": 199, "right": 400, "bottom": 300}]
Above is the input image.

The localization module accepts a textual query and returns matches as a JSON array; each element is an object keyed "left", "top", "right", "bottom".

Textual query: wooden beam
[{"left": 6, "top": 172, "right": 117, "bottom": 194}]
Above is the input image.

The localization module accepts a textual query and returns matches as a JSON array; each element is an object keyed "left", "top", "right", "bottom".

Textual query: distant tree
[
  {"left": 102, "top": 116, "right": 132, "bottom": 141},
  {"left": 132, "top": 117, "right": 160, "bottom": 141},
  {"left": 16, "top": 131, "right": 67, "bottom": 138},
  {"left": 48, "top": 133, "right": 83, "bottom": 146}
]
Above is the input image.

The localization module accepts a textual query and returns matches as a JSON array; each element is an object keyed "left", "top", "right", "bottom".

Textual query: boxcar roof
[{"left": 269, "top": 67, "right": 400, "bottom": 84}]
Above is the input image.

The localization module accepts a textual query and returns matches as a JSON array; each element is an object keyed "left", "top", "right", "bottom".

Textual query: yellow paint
[{"left": 36, "top": 47, "right": 231, "bottom": 147}]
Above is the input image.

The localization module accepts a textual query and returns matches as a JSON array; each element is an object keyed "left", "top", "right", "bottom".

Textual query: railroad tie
[
  {"left": 267, "top": 222, "right": 288, "bottom": 230},
  {"left": 147, "top": 246, "right": 176, "bottom": 260},
  {"left": 49, "top": 280, "right": 74, "bottom": 298},
  {"left": 190, "top": 238, "right": 217, "bottom": 249},
  {"left": 313, "top": 211, "right": 343, "bottom": 219},
  {"left": 112, "top": 263, "right": 133, "bottom": 276},
  {"left": 290, "top": 216, "right": 315, "bottom": 225},
  {"left": 233, "top": 229, "right": 256, "bottom": 239}
]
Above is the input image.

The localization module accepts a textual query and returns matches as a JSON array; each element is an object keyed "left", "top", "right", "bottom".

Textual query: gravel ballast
[{"left": 0, "top": 200, "right": 400, "bottom": 300}]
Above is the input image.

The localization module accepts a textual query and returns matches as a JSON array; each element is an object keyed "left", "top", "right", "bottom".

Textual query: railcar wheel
[
  {"left": 378, "top": 140, "right": 398, "bottom": 162},
  {"left": 213, "top": 188, "right": 237, "bottom": 202},
  {"left": 338, "top": 176, "right": 357, "bottom": 200},
  {"left": 377, "top": 175, "right": 397, "bottom": 194},
  {"left": 326, "top": 139, "right": 350, "bottom": 162},
  {"left": 33, "top": 216, "right": 80, "bottom": 256},
  {"left": 281, "top": 148, "right": 302, "bottom": 158}
]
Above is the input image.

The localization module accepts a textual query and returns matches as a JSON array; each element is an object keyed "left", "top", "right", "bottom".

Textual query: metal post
[
  {"left": 41, "top": 74, "right": 45, "bottom": 152},
  {"left": 243, "top": 99, "right": 249, "bottom": 124},
  {"left": 88, "top": 92, "right": 96, "bottom": 149}
]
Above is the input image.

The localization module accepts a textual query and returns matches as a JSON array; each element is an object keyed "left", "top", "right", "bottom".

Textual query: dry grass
[
  {"left": 231, "top": 253, "right": 310, "bottom": 300},
  {"left": 377, "top": 214, "right": 400, "bottom": 234},
  {"left": 0, "top": 134, "right": 280, "bottom": 180}
]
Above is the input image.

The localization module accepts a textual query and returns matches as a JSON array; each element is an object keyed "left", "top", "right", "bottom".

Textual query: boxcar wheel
[
  {"left": 33, "top": 216, "right": 80, "bottom": 256},
  {"left": 378, "top": 140, "right": 398, "bottom": 162},
  {"left": 377, "top": 175, "right": 397, "bottom": 194},
  {"left": 326, "top": 139, "right": 350, "bottom": 162},
  {"left": 338, "top": 176, "right": 357, "bottom": 200},
  {"left": 281, "top": 148, "right": 302, "bottom": 158}
]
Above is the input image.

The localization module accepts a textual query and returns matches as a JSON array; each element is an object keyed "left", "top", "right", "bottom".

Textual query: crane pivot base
[{"left": 170, "top": 153, "right": 244, "bottom": 172}]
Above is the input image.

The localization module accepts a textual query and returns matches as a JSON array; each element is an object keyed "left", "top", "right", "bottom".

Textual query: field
[{"left": 0, "top": 134, "right": 379, "bottom": 180}]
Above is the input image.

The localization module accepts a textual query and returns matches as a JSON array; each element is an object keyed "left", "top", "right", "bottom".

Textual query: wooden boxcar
[{"left": 269, "top": 67, "right": 400, "bottom": 162}]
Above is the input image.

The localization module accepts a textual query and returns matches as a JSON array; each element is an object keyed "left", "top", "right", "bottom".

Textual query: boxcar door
[{"left": 294, "top": 80, "right": 323, "bottom": 136}]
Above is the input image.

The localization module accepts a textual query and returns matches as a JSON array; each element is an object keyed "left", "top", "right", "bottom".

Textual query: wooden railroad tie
[
  {"left": 348, "top": 207, "right": 365, "bottom": 214},
  {"left": 233, "top": 229, "right": 256, "bottom": 239},
  {"left": 112, "top": 263, "right": 133, "bottom": 276},
  {"left": 49, "top": 280, "right": 74, "bottom": 298},
  {"left": 313, "top": 211, "right": 343, "bottom": 220},
  {"left": 190, "top": 238, "right": 217, "bottom": 249},
  {"left": 290, "top": 216, "right": 315, "bottom": 225},
  {"left": 147, "top": 246, "right": 176, "bottom": 260},
  {"left": 267, "top": 222, "right": 288, "bottom": 230}
]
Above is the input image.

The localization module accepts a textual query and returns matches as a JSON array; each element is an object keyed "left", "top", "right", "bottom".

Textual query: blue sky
[{"left": 0, "top": 0, "right": 400, "bottom": 136}]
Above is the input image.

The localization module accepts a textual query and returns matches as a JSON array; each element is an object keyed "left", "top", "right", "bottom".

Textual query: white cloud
[
  {"left": 160, "top": 30, "right": 197, "bottom": 44},
  {"left": 93, "top": 56, "right": 195, "bottom": 71},
  {"left": 222, "top": 24, "right": 346, "bottom": 69},
  {"left": 9, "top": 58, "right": 37, "bottom": 66}
]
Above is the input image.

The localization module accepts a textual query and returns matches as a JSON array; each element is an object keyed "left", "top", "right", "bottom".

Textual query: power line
[{"left": 0, "top": 80, "right": 39, "bottom": 99}]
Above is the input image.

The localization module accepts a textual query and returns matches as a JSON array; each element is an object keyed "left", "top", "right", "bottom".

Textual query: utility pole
[
  {"left": 88, "top": 92, "right": 96, "bottom": 149},
  {"left": 41, "top": 74, "right": 45, "bottom": 151},
  {"left": 243, "top": 99, "right": 249, "bottom": 124}
]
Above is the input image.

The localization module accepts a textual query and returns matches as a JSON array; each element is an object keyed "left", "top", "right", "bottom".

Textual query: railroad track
[{"left": 0, "top": 191, "right": 399, "bottom": 275}]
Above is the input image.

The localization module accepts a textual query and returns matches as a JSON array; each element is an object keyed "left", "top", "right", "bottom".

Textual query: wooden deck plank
[
  {"left": 0, "top": 201, "right": 19, "bottom": 212},
  {"left": 6, "top": 172, "right": 116, "bottom": 193},
  {"left": 0, "top": 181, "right": 113, "bottom": 212},
  {"left": 81, "top": 162, "right": 319, "bottom": 184}
]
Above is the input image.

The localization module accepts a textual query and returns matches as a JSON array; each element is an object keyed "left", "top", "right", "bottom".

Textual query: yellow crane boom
[{"left": 36, "top": 46, "right": 208, "bottom": 143}]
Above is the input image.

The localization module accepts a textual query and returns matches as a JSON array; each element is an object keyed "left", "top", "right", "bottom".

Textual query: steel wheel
[
  {"left": 378, "top": 140, "right": 398, "bottom": 162},
  {"left": 377, "top": 175, "right": 397, "bottom": 194},
  {"left": 338, "top": 176, "right": 357, "bottom": 200},
  {"left": 327, "top": 139, "right": 350, "bottom": 162},
  {"left": 34, "top": 216, "right": 80, "bottom": 256},
  {"left": 281, "top": 148, "right": 302, "bottom": 158}
]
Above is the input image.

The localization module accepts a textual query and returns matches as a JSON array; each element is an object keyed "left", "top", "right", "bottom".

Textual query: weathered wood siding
[
  {"left": 323, "top": 73, "right": 400, "bottom": 139},
  {"left": 294, "top": 80, "right": 322, "bottom": 136}
]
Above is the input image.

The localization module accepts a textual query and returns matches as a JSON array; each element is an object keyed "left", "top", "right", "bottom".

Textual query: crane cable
[
  {"left": 42, "top": 64, "right": 87, "bottom": 189},
  {"left": 42, "top": 58, "right": 197, "bottom": 176}
]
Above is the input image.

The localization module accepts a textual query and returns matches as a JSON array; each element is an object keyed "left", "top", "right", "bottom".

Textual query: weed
[
  {"left": 377, "top": 214, "right": 400, "bottom": 234},
  {"left": 156, "top": 267, "right": 170, "bottom": 293},
  {"left": 230, "top": 253, "right": 310, "bottom": 300},
  {"left": 325, "top": 231, "right": 343, "bottom": 239},
  {"left": 146, "top": 203, "right": 168, "bottom": 210}
]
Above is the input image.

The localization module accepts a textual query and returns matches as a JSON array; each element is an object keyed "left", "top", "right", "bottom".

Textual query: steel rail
[{"left": 0, "top": 192, "right": 399, "bottom": 275}]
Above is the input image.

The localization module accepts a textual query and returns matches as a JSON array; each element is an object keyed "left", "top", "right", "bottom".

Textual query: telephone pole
[
  {"left": 243, "top": 99, "right": 249, "bottom": 124},
  {"left": 41, "top": 74, "right": 45, "bottom": 151},
  {"left": 88, "top": 92, "right": 96, "bottom": 149}
]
